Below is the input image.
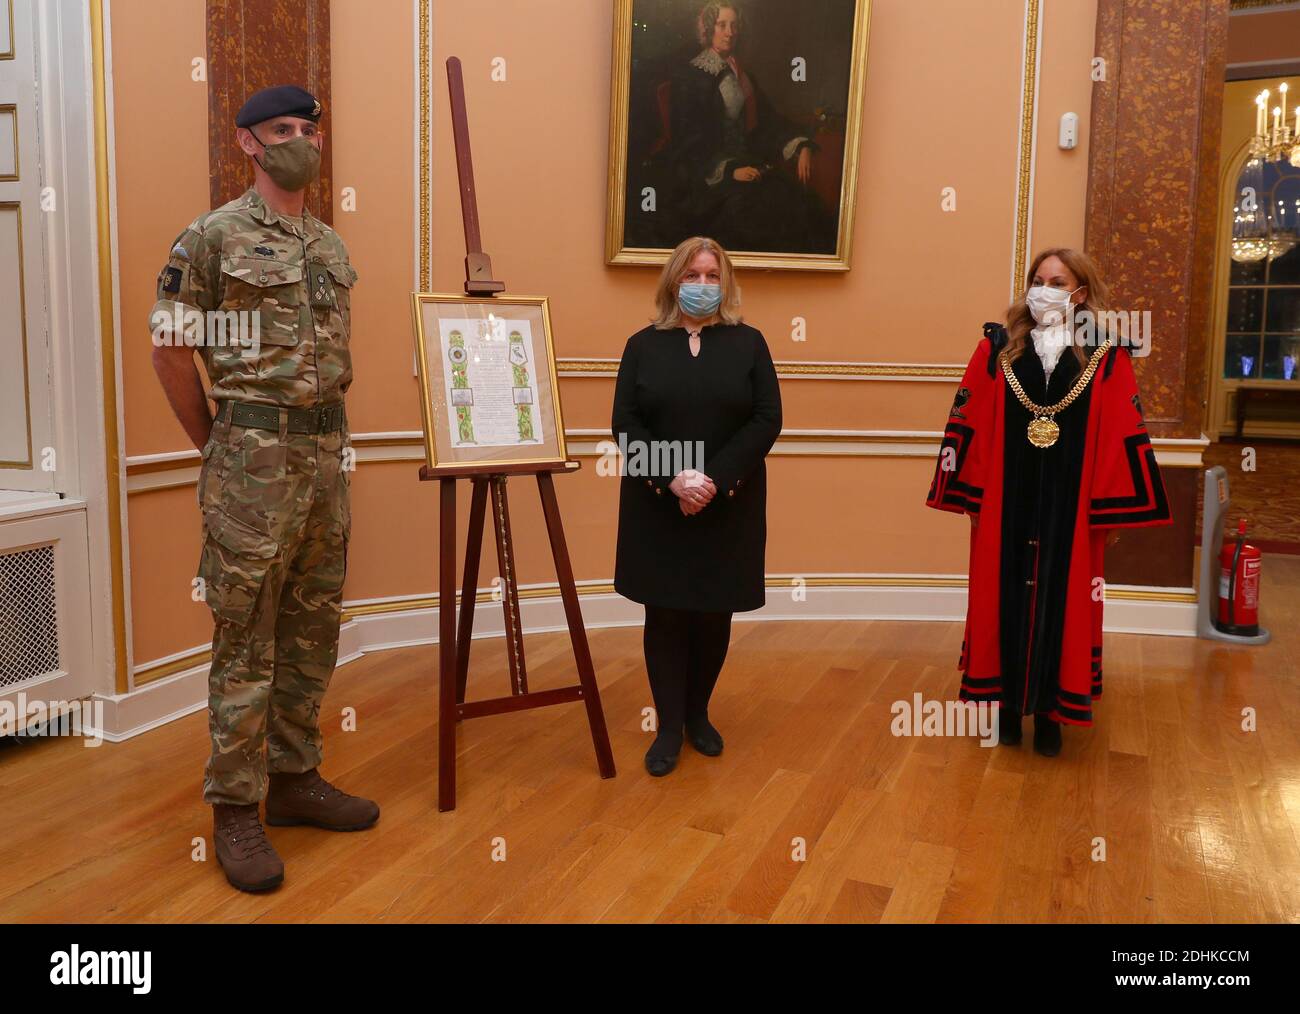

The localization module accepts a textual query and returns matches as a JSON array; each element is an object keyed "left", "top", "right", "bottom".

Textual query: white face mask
[{"left": 1025, "top": 284, "right": 1081, "bottom": 326}]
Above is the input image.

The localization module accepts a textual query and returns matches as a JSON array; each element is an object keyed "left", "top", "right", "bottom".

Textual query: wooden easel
[{"left": 421, "top": 57, "right": 615, "bottom": 812}]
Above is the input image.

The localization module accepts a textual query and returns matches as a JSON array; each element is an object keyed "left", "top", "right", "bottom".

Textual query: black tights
[{"left": 643, "top": 605, "right": 733, "bottom": 738}]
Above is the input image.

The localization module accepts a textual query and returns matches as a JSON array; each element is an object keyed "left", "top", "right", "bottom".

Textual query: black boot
[
  {"left": 997, "top": 705, "right": 1022, "bottom": 747},
  {"left": 685, "top": 714, "right": 724, "bottom": 756},
  {"left": 644, "top": 730, "right": 683, "bottom": 777},
  {"left": 1033, "top": 714, "right": 1062, "bottom": 757}
]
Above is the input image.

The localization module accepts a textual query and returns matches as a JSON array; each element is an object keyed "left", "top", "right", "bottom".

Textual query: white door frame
[{"left": 0, "top": 0, "right": 128, "bottom": 718}]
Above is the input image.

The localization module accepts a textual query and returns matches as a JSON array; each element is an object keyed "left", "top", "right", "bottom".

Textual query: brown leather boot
[
  {"left": 265, "top": 768, "right": 379, "bottom": 831},
  {"left": 212, "top": 803, "right": 284, "bottom": 892}
]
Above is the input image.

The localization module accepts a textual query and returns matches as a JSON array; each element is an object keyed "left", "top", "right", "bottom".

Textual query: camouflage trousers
[{"left": 196, "top": 407, "right": 351, "bottom": 805}]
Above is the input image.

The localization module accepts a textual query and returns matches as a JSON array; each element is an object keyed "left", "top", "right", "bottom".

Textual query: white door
[
  {"left": 0, "top": 0, "right": 96, "bottom": 720},
  {"left": 0, "top": 0, "right": 54, "bottom": 493}
]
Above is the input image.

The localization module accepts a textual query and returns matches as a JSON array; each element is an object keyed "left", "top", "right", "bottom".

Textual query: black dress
[{"left": 612, "top": 322, "right": 782, "bottom": 613}]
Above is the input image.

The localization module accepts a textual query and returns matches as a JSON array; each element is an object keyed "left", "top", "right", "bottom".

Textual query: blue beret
[{"left": 235, "top": 85, "right": 322, "bottom": 128}]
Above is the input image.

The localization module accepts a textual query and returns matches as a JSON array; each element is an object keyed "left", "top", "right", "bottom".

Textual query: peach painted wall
[
  {"left": 114, "top": 0, "right": 1098, "bottom": 668},
  {"left": 112, "top": 0, "right": 213, "bottom": 665}
]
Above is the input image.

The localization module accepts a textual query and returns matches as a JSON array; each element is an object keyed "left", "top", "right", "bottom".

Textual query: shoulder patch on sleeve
[
  {"left": 161, "top": 265, "right": 183, "bottom": 294},
  {"left": 167, "top": 225, "right": 207, "bottom": 264}
]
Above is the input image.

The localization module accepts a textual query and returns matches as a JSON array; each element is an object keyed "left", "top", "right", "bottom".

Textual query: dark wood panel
[
  {"left": 1105, "top": 469, "right": 1197, "bottom": 587},
  {"left": 1085, "top": 0, "right": 1229, "bottom": 441},
  {"left": 205, "top": 0, "right": 332, "bottom": 223},
  {"left": 1085, "top": 0, "right": 1229, "bottom": 589}
]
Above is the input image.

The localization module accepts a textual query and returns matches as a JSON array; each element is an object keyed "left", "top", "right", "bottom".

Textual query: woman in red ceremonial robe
[{"left": 926, "top": 248, "right": 1171, "bottom": 756}]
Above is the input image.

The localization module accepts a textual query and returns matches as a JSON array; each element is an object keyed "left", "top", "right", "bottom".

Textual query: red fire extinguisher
[{"left": 1216, "top": 518, "right": 1262, "bottom": 637}]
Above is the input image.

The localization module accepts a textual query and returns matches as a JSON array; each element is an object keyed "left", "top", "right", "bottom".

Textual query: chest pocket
[
  {"left": 219, "top": 255, "right": 304, "bottom": 348},
  {"left": 325, "top": 261, "right": 356, "bottom": 313},
  {"left": 317, "top": 261, "right": 356, "bottom": 341}
]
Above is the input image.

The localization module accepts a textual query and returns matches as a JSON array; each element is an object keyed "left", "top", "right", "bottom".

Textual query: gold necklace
[{"left": 1000, "top": 339, "right": 1112, "bottom": 448}]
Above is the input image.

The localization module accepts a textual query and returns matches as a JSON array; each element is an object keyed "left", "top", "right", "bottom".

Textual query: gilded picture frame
[
  {"left": 410, "top": 293, "right": 569, "bottom": 473},
  {"left": 605, "top": 0, "right": 872, "bottom": 272}
]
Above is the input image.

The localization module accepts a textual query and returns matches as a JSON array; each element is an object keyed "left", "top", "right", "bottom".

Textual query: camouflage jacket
[{"left": 151, "top": 187, "right": 357, "bottom": 406}]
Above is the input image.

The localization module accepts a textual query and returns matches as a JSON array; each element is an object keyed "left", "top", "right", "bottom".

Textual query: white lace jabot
[{"left": 1030, "top": 323, "right": 1071, "bottom": 380}]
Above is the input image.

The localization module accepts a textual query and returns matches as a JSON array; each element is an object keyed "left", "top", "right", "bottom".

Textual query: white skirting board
[{"left": 91, "top": 580, "right": 1196, "bottom": 741}]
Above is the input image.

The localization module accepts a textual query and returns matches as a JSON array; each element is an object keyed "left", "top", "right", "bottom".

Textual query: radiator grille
[{"left": 0, "top": 545, "right": 60, "bottom": 688}]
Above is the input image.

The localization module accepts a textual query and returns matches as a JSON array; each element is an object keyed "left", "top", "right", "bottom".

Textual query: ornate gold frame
[
  {"left": 1011, "top": 0, "right": 1041, "bottom": 298},
  {"left": 410, "top": 293, "right": 570, "bottom": 472},
  {"left": 91, "top": 0, "right": 130, "bottom": 693},
  {"left": 603, "top": 0, "right": 872, "bottom": 272}
]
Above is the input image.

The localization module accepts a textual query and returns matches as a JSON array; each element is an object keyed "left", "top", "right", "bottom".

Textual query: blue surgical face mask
[{"left": 678, "top": 282, "right": 723, "bottom": 318}]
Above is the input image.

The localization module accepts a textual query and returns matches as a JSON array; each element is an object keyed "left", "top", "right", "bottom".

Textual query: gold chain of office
[{"left": 999, "top": 338, "right": 1112, "bottom": 448}]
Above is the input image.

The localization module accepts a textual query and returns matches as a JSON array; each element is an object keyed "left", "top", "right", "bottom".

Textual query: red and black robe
[{"left": 926, "top": 324, "right": 1172, "bottom": 726}]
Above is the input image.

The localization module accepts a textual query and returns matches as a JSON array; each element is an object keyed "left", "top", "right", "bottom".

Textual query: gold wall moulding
[
  {"left": 123, "top": 429, "right": 1206, "bottom": 492},
  {"left": 92, "top": 0, "right": 129, "bottom": 694},
  {"left": 556, "top": 358, "right": 965, "bottom": 380}
]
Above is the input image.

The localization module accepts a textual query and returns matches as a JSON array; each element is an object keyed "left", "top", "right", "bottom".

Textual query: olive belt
[{"left": 216, "top": 400, "right": 346, "bottom": 434}]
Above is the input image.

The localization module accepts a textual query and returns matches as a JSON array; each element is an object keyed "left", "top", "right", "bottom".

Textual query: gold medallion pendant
[
  {"left": 1000, "top": 338, "right": 1113, "bottom": 451},
  {"left": 1027, "top": 416, "right": 1060, "bottom": 448}
]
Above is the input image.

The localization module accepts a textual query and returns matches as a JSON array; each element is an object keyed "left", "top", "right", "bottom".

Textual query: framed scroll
[{"left": 411, "top": 293, "right": 568, "bottom": 473}]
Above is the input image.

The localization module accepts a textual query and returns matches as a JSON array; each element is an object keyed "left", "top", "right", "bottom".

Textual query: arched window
[{"left": 1226, "top": 156, "right": 1300, "bottom": 381}]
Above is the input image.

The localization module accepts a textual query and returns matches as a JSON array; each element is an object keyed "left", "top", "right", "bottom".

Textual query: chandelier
[
  {"left": 1251, "top": 83, "right": 1299, "bottom": 166},
  {"left": 1232, "top": 155, "right": 1270, "bottom": 262},
  {"left": 1232, "top": 84, "right": 1300, "bottom": 263},
  {"left": 1266, "top": 184, "right": 1300, "bottom": 265}
]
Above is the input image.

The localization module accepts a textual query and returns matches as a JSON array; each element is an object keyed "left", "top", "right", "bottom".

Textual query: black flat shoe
[
  {"left": 1033, "top": 714, "right": 1062, "bottom": 757},
  {"left": 644, "top": 732, "right": 683, "bottom": 777},
  {"left": 685, "top": 717, "right": 724, "bottom": 756},
  {"left": 998, "top": 706, "right": 1022, "bottom": 747}
]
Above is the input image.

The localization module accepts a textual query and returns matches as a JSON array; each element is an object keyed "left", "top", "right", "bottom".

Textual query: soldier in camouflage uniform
[{"left": 150, "top": 85, "right": 378, "bottom": 893}]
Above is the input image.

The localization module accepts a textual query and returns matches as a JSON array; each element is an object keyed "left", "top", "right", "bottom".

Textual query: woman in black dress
[{"left": 612, "top": 236, "right": 782, "bottom": 776}]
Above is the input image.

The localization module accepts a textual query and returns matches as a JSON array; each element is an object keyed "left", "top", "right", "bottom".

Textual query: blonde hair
[
  {"left": 651, "top": 236, "right": 743, "bottom": 329},
  {"left": 1005, "top": 247, "right": 1112, "bottom": 368}
]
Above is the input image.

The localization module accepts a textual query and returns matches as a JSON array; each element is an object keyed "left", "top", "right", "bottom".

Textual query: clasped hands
[{"left": 670, "top": 469, "right": 717, "bottom": 516}]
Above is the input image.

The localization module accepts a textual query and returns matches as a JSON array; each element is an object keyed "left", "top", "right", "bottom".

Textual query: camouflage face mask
[{"left": 252, "top": 133, "right": 321, "bottom": 192}]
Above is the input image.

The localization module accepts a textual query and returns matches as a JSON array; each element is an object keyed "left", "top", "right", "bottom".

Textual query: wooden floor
[{"left": 3, "top": 560, "right": 1299, "bottom": 923}]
